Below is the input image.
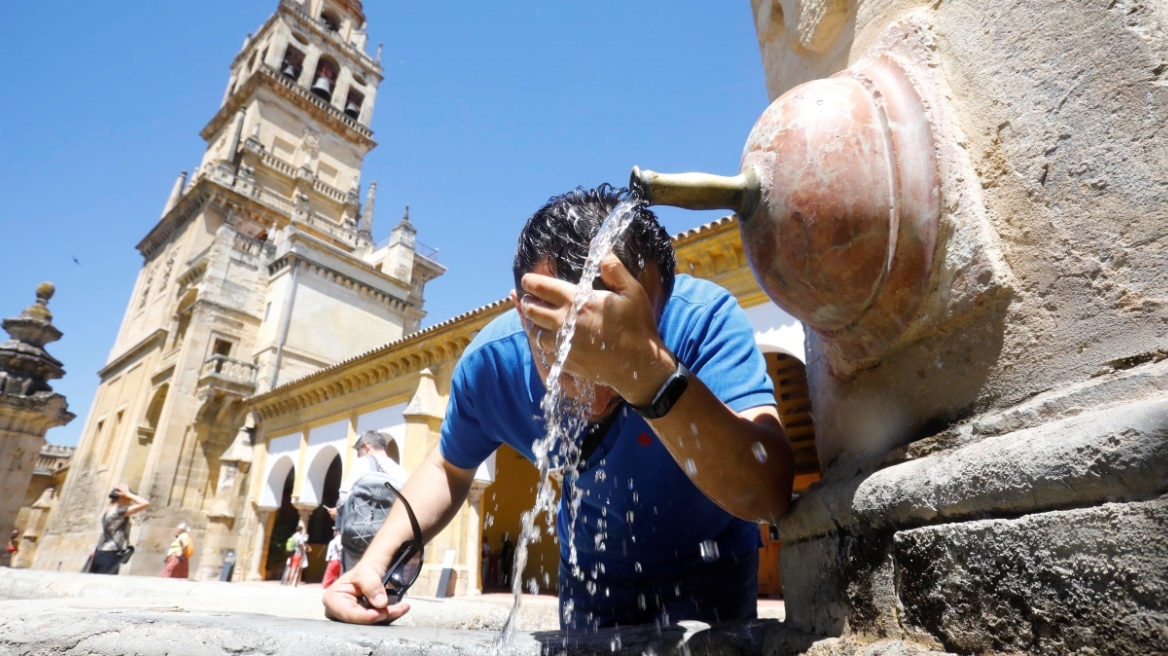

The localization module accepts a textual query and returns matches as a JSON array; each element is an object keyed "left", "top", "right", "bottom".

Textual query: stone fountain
[{"left": 635, "top": 5, "right": 1167, "bottom": 654}]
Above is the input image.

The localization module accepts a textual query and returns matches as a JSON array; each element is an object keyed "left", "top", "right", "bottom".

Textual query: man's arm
[
  {"left": 520, "top": 255, "right": 794, "bottom": 524},
  {"left": 322, "top": 445, "right": 478, "bottom": 624}
]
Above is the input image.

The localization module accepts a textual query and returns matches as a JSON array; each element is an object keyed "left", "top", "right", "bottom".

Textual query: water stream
[{"left": 496, "top": 197, "right": 641, "bottom": 648}]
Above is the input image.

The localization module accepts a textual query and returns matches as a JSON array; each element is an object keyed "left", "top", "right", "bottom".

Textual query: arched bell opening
[
  {"left": 344, "top": 88, "right": 364, "bottom": 120},
  {"left": 279, "top": 45, "right": 305, "bottom": 81},
  {"left": 320, "top": 8, "right": 341, "bottom": 33},
  {"left": 311, "top": 56, "right": 339, "bottom": 102}
]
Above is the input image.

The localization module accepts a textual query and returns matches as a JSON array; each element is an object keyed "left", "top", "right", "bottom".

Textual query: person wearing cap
[
  {"left": 161, "top": 523, "right": 193, "bottom": 579},
  {"left": 91, "top": 483, "right": 149, "bottom": 575}
]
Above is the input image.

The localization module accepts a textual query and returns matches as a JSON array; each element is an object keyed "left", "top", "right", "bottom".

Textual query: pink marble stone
[{"left": 738, "top": 53, "right": 941, "bottom": 374}]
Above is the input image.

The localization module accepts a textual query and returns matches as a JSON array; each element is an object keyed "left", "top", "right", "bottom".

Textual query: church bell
[
  {"left": 282, "top": 64, "right": 298, "bottom": 79},
  {"left": 311, "top": 77, "right": 333, "bottom": 101},
  {"left": 344, "top": 101, "right": 360, "bottom": 119}
]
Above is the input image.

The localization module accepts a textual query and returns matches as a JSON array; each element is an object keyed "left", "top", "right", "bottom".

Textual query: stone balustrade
[{"left": 199, "top": 355, "right": 258, "bottom": 391}]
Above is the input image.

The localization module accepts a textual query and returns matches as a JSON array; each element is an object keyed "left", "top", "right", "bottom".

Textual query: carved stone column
[
  {"left": 246, "top": 507, "right": 274, "bottom": 582},
  {"left": 0, "top": 284, "right": 73, "bottom": 567}
]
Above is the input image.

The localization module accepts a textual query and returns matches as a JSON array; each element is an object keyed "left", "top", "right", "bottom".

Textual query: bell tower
[{"left": 34, "top": 0, "right": 445, "bottom": 579}]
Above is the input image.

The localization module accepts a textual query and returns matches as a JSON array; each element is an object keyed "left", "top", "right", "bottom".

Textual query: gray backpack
[{"left": 338, "top": 455, "right": 399, "bottom": 571}]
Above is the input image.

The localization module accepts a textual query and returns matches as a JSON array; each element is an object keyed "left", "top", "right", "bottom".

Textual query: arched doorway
[
  {"left": 266, "top": 466, "right": 298, "bottom": 581},
  {"left": 481, "top": 444, "right": 558, "bottom": 593},
  {"left": 303, "top": 453, "right": 342, "bottom": 583}
]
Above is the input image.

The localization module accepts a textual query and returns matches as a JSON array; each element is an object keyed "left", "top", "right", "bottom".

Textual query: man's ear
[{"left": 509, "top": 289, "right": 524, "bottom": 317}]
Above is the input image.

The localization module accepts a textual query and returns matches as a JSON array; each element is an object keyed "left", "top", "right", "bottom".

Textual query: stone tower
[
  {"left": 35, "top": 0, "right": 444, "bottom": 579},
  {"left": 0, "top": 283, "right": 74, "bottom": 568}
]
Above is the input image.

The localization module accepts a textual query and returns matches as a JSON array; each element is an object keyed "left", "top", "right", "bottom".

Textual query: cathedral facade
[{"left": 34, "top": 0, "right": 443, "bottom": 579}]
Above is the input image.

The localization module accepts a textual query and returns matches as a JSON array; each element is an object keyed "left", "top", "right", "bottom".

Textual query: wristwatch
[{"left": 633, "top": 359, "right": 690, "bottom": 420}]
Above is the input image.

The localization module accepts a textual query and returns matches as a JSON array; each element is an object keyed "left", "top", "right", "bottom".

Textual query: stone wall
[{"left": 749, "top": 0, "right": 1168, "bottom": 652}]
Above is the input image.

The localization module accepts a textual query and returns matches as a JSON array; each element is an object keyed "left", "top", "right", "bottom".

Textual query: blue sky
[{"left": 0, "top": 2, "right": 769, "bottom": 446}]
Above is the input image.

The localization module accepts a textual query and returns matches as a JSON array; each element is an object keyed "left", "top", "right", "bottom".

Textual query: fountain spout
[{"left": 630, "top": 166, "right": 762, "bottom": 222}]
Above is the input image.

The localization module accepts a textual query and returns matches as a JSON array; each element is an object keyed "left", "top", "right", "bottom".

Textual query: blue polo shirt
[{"left": 439, "top": 275, "right": 774, "bottom": 578}]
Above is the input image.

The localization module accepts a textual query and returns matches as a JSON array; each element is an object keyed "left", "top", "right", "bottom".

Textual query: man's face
[{"left": 513, "top": 258, "right": 667, "bottom": 422}]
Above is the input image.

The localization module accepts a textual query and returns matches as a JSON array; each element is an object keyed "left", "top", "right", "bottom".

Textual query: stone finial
[
  {"left": 161, "top": 171, "right": 188, "bottom": 219},
  {"left": 404, "top": 368, "right": 444, "bottom": 420},
  {"left": 358, "top": 181, "right": 376, "bottom": 239},
  {"left": 400, "top": 205, "right": 412, "bottom": 226},
  {"left": 0, "top": 283, "right": 68, "bottom": 399},
  {"left": 376, "top": 42, "right": 383, "bottom": 63}
]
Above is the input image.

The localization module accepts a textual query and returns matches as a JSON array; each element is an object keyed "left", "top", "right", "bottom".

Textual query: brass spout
[{"left": 630, "top": 166, "right": 761, "bottom": 221}]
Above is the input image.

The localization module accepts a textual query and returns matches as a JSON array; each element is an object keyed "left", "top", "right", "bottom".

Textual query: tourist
[
  {"left": 499, "top": 532, "right": 514, "bottom": 587},
  {"left": 287, "top": 522, "right": 311, "bottom": 587},
  {"left": 6, "top": 530, "right": 18, "bottom": 561},
  {"left": 480, "top": 535, "right": 491, "bottom": 588},
  {"left": 332, "top": 431, "right": 408, "bottom": 514},
  {"left": 91, "top": 483, "right": 149, "bottom": 575},
  {"left": 324, "top": 185, "right": 794, "bottom": 628},
  {"left": 323, "top": 529, "right": 343, "bottom": 589},
  {"left": 160, "top": 523, "right": 193, "bottom": 579}
]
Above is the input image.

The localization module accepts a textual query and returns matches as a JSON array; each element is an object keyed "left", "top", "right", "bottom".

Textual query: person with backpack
[
  {"left": 331, "top": 431, "right": 408, "bottom": 572},
  {"left": 287, "top": 522, "right": 311, "bottom": 587},
  {"left": 160, "top": 523, "right": 193, "bottom": 579}
]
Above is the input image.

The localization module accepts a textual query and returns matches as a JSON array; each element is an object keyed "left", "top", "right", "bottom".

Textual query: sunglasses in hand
[{"left": 359, "top": 482, "right": 424, "bottom": 608}]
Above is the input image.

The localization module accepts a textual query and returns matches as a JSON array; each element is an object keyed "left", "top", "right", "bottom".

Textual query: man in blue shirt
[{"left": 324, "top": 185, "right": 794, "bottom": 629}]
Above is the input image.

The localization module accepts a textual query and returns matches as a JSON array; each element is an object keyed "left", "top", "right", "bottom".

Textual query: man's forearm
[
  {"left": 359, "top": 446, "right": 476, "bottom": 575},
  {"left": 646, "top": 374, "right": 794, "bottom": 525}
]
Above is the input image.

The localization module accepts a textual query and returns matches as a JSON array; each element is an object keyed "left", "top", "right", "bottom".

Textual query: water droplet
[
  {"left": 690, "top": 423, "right": 698, "bottom": 435},
  {"left": 528, "top": 578, "right": 539, "bottom": 595},
  {"left": 695, "top": 439, "right": 701, "bottom": 450},
  {"left": 628, "top": 478, "right": 635, "bottom": 490},
  {"left": 632, "top": 491, "right": 639, "bottom": 504},
  {"left": 586, "top": 580, "right": 597, "bottom": 596},
  {"left": 752, "top": 442, "right": 768, "bottom": 463},
  {"left": 684, "top": 458, "right": 697, "bottom": 476},
  {"left": 626, "top": 510, "right": 635, "bottom": 524},
  {"left": 600, "top": 342, "right": 606, "bottom": 350},
  {"left": 594, "top": 468, "right": 607, "bottom": 482},
  {"left": 544, "top": 572, "right": 551, "bottom": 587},
  {"left": 634, "top": 561, "right": 642, "bottom": 573},
  {"left": 637, "top": 593, "right": 647, "bottom": 610},
  {"left": 674, "top": 583, "right": 681, "bottom": 597},
  {"left": 605, "top": 586, "right": 610, "bottom": 597},
  {"left": 699, "top": 539, "right": 720, "bottom": 563},
  {"left": 601, "top": 506, "right": 607, "bottom": 516},
  {"left": 633, "top": 370, "right": 638, "bottom": 380}
]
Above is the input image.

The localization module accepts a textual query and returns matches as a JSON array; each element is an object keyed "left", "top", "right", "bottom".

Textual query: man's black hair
[{"left": 512, "top": 184, "right": 676, "bottom": 297}]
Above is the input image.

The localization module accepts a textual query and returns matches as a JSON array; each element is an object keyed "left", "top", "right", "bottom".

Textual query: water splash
[{"left": 497, "top": 196, "right": 641, "bottom": 647}]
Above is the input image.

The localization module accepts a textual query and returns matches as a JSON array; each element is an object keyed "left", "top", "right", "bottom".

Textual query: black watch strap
[{"left": 634, "top": 360, "right": 690, "bottom": 420}]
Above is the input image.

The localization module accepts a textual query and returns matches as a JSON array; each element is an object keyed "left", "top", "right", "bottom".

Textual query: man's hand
[
  {"left": 518, "top": 254, "right": 674, "bottom": 406},
  {"left": 323, "top": 561, "right": 411, "bottom": 625}
]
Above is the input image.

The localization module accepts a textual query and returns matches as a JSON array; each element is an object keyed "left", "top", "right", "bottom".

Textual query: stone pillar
[
  {"left": 246, "top": 507, "right": 274, "bottom": 582},
  {"left": 293, "top": 503, "right": 315, "bottom": 530},
  {"left": 464, "top": 482, "right": 488, "bottom": 595},
  {"left": 0, "top": 283, "right": 73, "bottom": 567}
]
